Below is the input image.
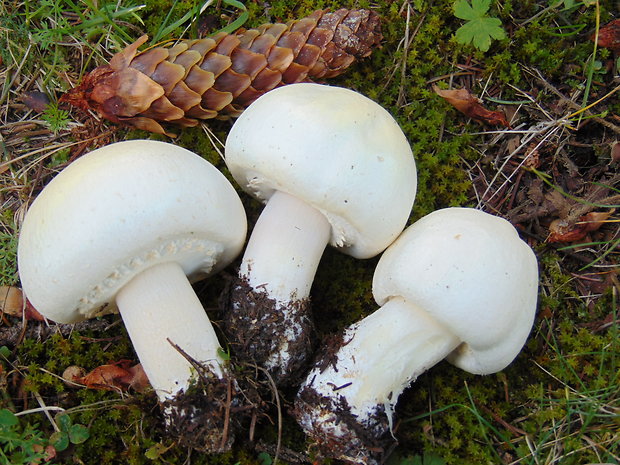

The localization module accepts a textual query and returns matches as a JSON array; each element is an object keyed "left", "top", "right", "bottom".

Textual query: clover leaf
[{"left": 454, "top": 0, "right": 506, "bottom": 51}]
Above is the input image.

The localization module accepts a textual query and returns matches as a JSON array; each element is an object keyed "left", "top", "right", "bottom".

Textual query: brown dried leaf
[
  {"left": 596, "top": 19, "right": 620, "bottom": 53},
  {"left": 31, "top": 443, "right": 57, "bottom": 463},
  {"left": 1, "top": 287, "right": 46, "bottom": 321},
  {"left": 21, "top": 91, "right": 50, "bottom": 113},
  {"left": 75, "top": 360, "right": 149, "bottom": 392},
  {"left": 544, "top": 190, "right": 572, "bottom": 218},
  {"left": 0, "top": 286, "right": 23, "bottom": 316},
  {"left": 580, "top": 210, "right": 615, "bottom": 232},
  {"left": 62, "top": 365, "right": 87, "bottom": 386},
  {"left": 122, "top": 363, "right": 150, "bottom": 392},
  {"left": 612, "top": 141, "right": 620, "bottom": 164},
  {"left": 432, "top": 85, "right": 510, "bottom": 127},
  {"left": 547, "top": 210, "right": 613, "bottom": 243}
]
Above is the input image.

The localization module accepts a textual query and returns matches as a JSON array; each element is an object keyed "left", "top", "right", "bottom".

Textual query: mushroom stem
[
  {"left": 240, "top": 190, "right": 331, "bottom": 304},
  {"left": 116, "top": 261, "right": 225, "bottom": 401},
  {"left": 295, "top": 296, "right": 461, "bottom": 464},
  {"left": 226, "top": 190, "right": 331, "bottom": 381}
]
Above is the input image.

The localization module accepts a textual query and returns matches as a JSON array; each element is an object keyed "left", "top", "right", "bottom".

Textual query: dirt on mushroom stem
[
  {"left": 161, "top": 345, "right": 262, "bottom": 453},
  {"left": 220, "top": 275, "right": 315, "bottom": 386},
  {"left": 293, "top": 332, "right": 392, "bottom": 465}
]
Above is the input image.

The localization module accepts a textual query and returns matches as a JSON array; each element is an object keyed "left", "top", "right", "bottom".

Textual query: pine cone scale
[
  {"left": 151, "top": 61, "right": 185, "bottom": 94},
  {"left": 170, "top": 81, "right": 201, "bottom": 111},
  {"left": 215, "top": 69, "right": 251, "bottom": 96},
  {"left": 173, "top": 50, "right": 203, "bottom": 74},
  {"left": 266, "top": 46, "right": 294, "bottom": 73},
  {"left": 230, "top": 48, "right": 268, "bottom": 78},
  {"left": 131, "top": 48, "right": 169, "bottom": 75},
  {"left": 61, "top": 8, "right": 382, "bottom": 136},
  {"left": 252, "top": 67, "right": 283, "bottom": 91},
  {"left": 296, "top": 44, "right": 322, "bottom": 67},
  {"left": 199, "top": 52, "right": 232, "bottom": 79},
  {"left": 202, "top": 87, "right": 233, "bottom": 111},
  {"left": 214, "top": 33, "right": 240, "bottom": 56},
  {"left": 142, "top": 95, "right": 183, "bottom": 120},
  {"left": 185, "top": 66, "right": 215, "bottom": 94}
]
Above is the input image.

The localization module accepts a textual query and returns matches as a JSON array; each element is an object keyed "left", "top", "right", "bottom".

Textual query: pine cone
[{"left": 61, "top": 9, "right": 382, "bottom": 135}]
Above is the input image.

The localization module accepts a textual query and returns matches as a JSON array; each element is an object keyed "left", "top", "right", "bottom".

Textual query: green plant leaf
[
  {"left": 257, "top": 451, "right": 273, "bottom": 465},
  {"left": 0, "top": 409, "right": 19, "bottom": 429},
  {"left": 50, "top": 431, "right": 69, "bottom": 452},
  {"left": 55, "top": 413, "right": 72, "bottom": 432},
  {"left": 69, "top": 424, "right": 89, "bottom": 444},
  {"left": 0, "top": 345, "right": 11, "bottom": 358},
  {"left": 453, "top": 0, "right": 506, "bottom": 51},
  {"left": 454, "top": 0, "right": 491, "bottom": 20},
  {"left": 145, "top": 442, "right": 174, "bottom": 459}
]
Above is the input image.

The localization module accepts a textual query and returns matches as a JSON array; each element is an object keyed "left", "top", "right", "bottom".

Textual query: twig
[
  {"left": 253, "top": 365, "right": 282, "bottom": 465},
  {"left": 219, "top": 377, "right": 233, "bottom": 452},
  {"left": 33, "top": 391, "right": 59, "bottom": 432},
  {"left": 15, "top": 406, "right": 65, "bottom": 417}
]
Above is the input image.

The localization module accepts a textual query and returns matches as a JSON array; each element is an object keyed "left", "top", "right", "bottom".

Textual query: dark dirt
[
  {"left": 220, "top": 275, "right": 315, "bottom": 386},
  {"left": 162, "top": 366, "right": 250, "bottom": 453},
  {"left": 294, "top": 384, "right": 391, "bottom": 465}
]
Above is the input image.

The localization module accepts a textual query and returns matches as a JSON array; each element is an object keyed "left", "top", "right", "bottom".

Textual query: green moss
[{"left": 0, "top": 222, "right": 18, "bottom": 286}]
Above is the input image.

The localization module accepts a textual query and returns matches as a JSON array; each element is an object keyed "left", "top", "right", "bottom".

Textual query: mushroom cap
[
  {"left": 224, "top": 83, "right": 417, "bottom": 259},
  {"left": 372, "top": 207, "right": 538, "bottom": 374},
  {"left": 18, "top": 140, "right": 247, "bottom": 324}
]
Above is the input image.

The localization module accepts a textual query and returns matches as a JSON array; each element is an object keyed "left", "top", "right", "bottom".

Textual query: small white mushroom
[
  {"left": 17, "top": 140, "right": 247, "bottom": 451},
  {"left": 222, "top": 83, "right": 417, "bottom": 383},
  {"left": 294, "top": 207, "right": 539, "bottom": 465}
]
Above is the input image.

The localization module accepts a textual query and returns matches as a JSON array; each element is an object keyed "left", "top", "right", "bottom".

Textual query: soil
[
  {"left": 161, "top": 359, "right": 256, "bottom": 453},
  {"left": 220, "top": 275, "right": 315, "bottom": 385},
  {"left": 294, "top": 384, "right": 391, "bottom": 465}
]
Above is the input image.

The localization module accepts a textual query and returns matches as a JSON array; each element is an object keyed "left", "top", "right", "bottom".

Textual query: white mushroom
[
  {"left": 223, "top": 83, "right": 417, "bottom": 383},
  {"left": 294, "top": 207, "right": 539, "bottom": 465},
  {"left": 17, "top": 140, "right": 247, "bottom": 451}
]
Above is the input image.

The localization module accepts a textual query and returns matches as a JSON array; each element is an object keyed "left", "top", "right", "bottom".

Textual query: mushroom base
[
  {"left": 221, "top": 276, "right": 314, "bottom": 385},
  {"left": 294, "top": 384, "right": 391, "bottom": 465},
  {"left": 162, "top": 371, "right": 242, "bottom": 453}
]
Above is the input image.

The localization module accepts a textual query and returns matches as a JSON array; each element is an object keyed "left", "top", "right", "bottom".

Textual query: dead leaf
[
  {"left": 75, "top": 361, "right": 130, "bottom": 391},
  {"left": 75, "top": 360, "right": 149, "bottom": 392},
  {"left": 545, "top": 190, "right": 572, "bottom": 218},
  {"left": 21, "top": 91, "right": 50, "bottom": 113},
  {"left": 31, "top": 443, "right": 57, "bottom": 463},
  {"left": 62, "top": 365, "right": 87, "bottom": 386},
  {"left": 548, "top": 210, "right": 613, "bottom": 243},
  {"left": 596, "top": 19, "right": 620, "bottom": 53},
  {"left": 0, "top": 286, "right": 46, "bottom": 321},
  {"left": 432, "top": 84, "right": 510, "bottom": 127},
  {"left": 0, "top": 286, "right": 23, "bottom": 316},
  {"left": 612, "top": 141, "right": 620, "bottom": 164},
  {"left": 123, "top": 363, "right": 150, "bottom": 392}
]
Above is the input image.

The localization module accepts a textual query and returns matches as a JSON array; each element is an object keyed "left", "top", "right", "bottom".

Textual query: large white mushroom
[
  {"left": 17, "top": 140, "right": 247, "bottom": 451},
  {"left": 294, "top": 207, "right": 539, "bottom": 465},
  {"left": 222, "top": 83, "right": 417, "bottom": 383}
]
